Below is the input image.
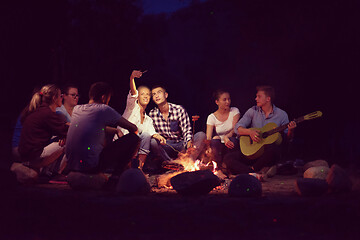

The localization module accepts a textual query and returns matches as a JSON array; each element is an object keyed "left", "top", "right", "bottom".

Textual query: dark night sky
[
  {"left": 141, "top": 0, "right": 208, "bottom": 15},
  {"left": 0, "top": 0, "right": 359, "bottom": 168}
]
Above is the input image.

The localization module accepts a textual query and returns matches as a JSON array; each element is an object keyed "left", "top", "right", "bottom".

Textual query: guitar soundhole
[{"left": 262, "top": 132, "right": 268, "bottom": 138}]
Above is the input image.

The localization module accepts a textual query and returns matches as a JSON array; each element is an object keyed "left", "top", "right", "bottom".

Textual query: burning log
[
  {"left": 170, "top": 170, "right": 221, "bottom": 195},
  {"left": 162, "top": 161, "right": 184, "bottom": 171},
  {"left": 156, "top": 170, "right": 183, "bottom": 188},
  {"left": 155, "top": 134, "right": 224, "bottom": 191}
]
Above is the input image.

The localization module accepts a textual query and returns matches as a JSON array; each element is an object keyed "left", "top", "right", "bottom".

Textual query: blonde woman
[{"left": 12, "top": 84, "right": 68, "bottom": 182}]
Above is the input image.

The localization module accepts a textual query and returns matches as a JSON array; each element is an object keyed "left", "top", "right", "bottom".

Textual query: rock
[
  {"left": 303, "top": 166, "right": 330, "bottom": 180},
  {"left": 277, "top": 161, "right": 298, "bottom": 175},
  {"left": 10, "top": 162, "right": 38, "bottom": 184},
  {"left": 303, "top": 160, "right": 329, "bottom": 172},
  {"left": 228, "top": 174, "right": 262, "bottom": 197},
  {"left": 295, "top": 178, "right": 328, "bottom": 196},
  {"left": 67, "top": 172, "right": 107, "bottom": 190},
  {"left": 170, "top": 170, "right": 221, "bottom": 195},
  {"left": 326, "top": 164, "right": 352, "bottom": 193},
  {"left": 116, "top": 168, "right": 150, "bottom": 195}
]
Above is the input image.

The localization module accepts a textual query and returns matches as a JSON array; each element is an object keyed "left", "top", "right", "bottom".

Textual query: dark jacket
[{"left": 18, "top": 104, "right": 68, "bottom": 162}]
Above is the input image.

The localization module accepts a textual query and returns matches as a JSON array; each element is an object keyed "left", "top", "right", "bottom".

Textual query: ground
[{"left": 1, "top": 173, "right": 360, "bottom": 240}]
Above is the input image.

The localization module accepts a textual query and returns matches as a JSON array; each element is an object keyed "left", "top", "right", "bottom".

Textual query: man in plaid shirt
[{"left": 149, "top": 85, "right": 206, "bottom": 162}]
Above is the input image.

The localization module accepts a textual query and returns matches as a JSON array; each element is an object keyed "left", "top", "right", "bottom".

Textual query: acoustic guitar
[{"left": 239, "top": 111, "right": 322, "bottom": 159}]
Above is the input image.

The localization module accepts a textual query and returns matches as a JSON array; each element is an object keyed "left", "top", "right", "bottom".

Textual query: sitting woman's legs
[
  {"left": 36, "top": 142, "right": 65, "bottom": 170},
  {"left": 138, "top": 132, "right": 151, "bottom": 169},
  {"left": 210, "top": 139, "right": 223, "bottom": 165}
]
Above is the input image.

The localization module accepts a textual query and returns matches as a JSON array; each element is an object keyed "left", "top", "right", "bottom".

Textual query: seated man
[
  {"left": 223, "top": 85, "right": 296, "bottom": 178},
  {"left": 115, "top": 70, "right": 164, "bottom": 169},
  {"left": 149, "top": 85, "right": 206, "bottom": 166},
  {"left": 65, "top": 82, "right": 139, "bottom": 183}
]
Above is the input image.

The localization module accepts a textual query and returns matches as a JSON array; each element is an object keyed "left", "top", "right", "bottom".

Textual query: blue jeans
[
  {"left": 138, "top": 132, "right": 151, "bottom": 155},
  {"left": 150, "top": 131, "right": 206, "bottom": 162}
]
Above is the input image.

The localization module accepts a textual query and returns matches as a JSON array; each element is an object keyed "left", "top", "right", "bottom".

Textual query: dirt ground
[{"left": 1, "top": 172, "right": 360, "bottom": 240}]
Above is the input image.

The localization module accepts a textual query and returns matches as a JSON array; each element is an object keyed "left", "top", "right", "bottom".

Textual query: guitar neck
[{"left": 265, "top": 116, "right": 305, "bottom": 136}]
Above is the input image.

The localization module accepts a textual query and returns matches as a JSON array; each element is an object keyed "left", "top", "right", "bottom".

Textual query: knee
[
  {"left": 210, "top": 139, "right": 222, "bottom": 147},
  {"left": 150, "top": 138, "right": 159, "bottom": 148},
  {"left": 194, "top": 131, "right": 206, "bottom": 142},
  {"left": 223, "top": 151, "right": 240, "bottom": 163},
  {"left": 140, "top": 132, "right": 151, "bottom": 141}
]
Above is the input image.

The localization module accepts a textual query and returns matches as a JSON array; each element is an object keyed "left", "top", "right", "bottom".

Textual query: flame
[
  {"left": 156, "top": 145, "right": 222, "bottom": 189},
  {"left": 173, "top": 156, "right": 218, "bottom": 173},
  {"left": 171, "top": 144, "right": 218, "bottom": 174}
]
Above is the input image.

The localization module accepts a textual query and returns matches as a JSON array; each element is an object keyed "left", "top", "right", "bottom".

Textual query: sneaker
[
  {"left": 249, "top": 172, "right": 265, "bottom": 182},
  {"left": 10, "top": 162, "right": 38, "bottom": 184}
]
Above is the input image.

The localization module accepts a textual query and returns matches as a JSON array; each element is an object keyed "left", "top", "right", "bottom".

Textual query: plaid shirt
[{"left": 149, "top": 102, "right": 192, "bottom": 145}]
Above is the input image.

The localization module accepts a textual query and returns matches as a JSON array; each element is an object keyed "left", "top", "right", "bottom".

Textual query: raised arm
[{"left": 129, "top": 70, "right": 143, "bottom": 96}]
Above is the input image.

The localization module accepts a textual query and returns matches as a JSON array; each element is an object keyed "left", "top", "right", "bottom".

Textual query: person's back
[
  {"left": 19, "top": 104, "right": 67, "bottom": 161},
  {"left": 65, "top": 81, "right": 139, "bottom": 179},
  {"left": 66, "top": 103, "right": 122, "bottom": 172},
  {"left": 11, "top": 84, "right": 68, "bottom": 184}
]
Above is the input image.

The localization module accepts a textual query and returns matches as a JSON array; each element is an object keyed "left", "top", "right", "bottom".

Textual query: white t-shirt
[
  {"left": 115, "top": 90, "right": 156, "bottom": 138},
  {"left": 66, "top": 103, "right": 122, "bottom": 172},
  {"left": 206, "top": 107, "right": 240, "bottom": 143}
]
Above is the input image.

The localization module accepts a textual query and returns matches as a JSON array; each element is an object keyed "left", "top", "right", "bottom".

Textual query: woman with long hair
[
  {"left": 206, "top": 89, "right": 240, "bottom": 168},
  {"left": 11, "top": 84, "right": 68, "bottom": 183}
]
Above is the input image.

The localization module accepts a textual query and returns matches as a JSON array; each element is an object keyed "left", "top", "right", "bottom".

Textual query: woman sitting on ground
[
  {"left": 206, "top": 89, "right": 240, "bottom": 169},
  {"left": 12, "top": 84, "right": 68, "bottom": 183},
  {"left": 114, "top": 70, "right": 164, "bottom": 169}
]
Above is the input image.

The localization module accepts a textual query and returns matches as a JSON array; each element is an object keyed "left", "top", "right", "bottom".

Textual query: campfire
[
  {"left": 152, "top": 116, "right": 227, "bottom": 193},
  {"left": 156, "top": 143, "right": 223, "bottom": 189}
]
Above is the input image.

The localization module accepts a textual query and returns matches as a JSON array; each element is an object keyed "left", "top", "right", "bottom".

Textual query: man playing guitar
[{"left": 223, "top": 85, "right": 296, "bottom": 179}]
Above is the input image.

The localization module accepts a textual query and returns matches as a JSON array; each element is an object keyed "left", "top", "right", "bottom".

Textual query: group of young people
[{"left": 10, "top": 70, "right": 296, "bottom": 186}]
